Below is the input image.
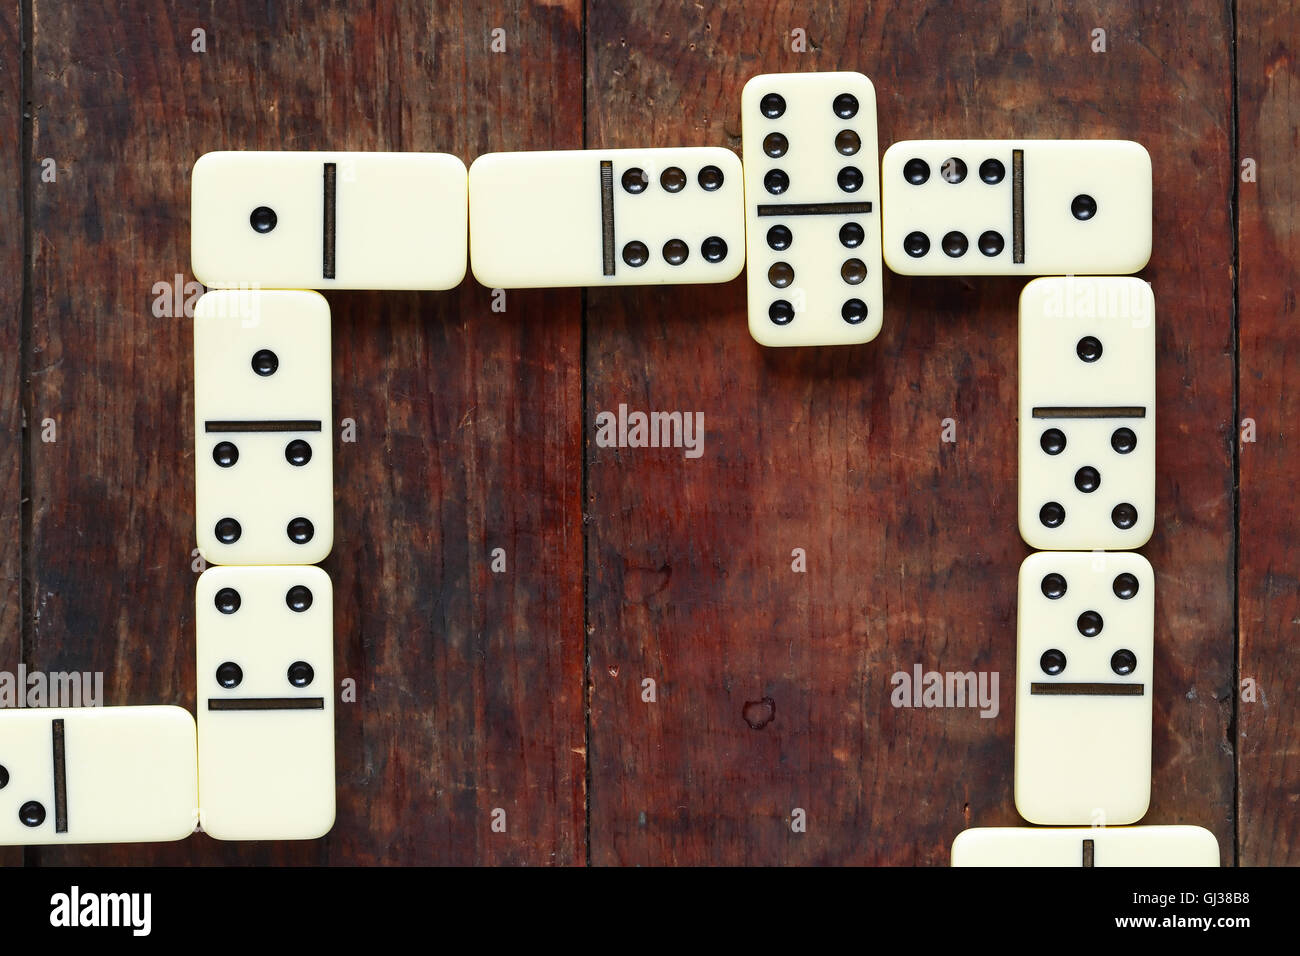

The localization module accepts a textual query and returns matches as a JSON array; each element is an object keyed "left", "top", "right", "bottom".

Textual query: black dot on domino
[
  {"left": 767, "top": 225, "right": 792, "bottom": 251},
  {"left": 832, "top": 93, "right": 858, "bottom": 118},
  {"left": 840, "top": 259, "right": 867, "bottom": 285},
  {"left": 841, "top": 299, "right": 868, "bottom": 325},
  {"left": 839, "top": 222, "right": 864, "bottom": 248},
  {"left": 904, "top": 232, "right": 930, "bottom": 258},
  {"left": 216, "top": 662, "right": 243, "bottom": 689},
  {"left": 940, "top": 157, "right": 967, "bottom": 183},
  {"left": 760, "top": 93, "right": 786, "bottom": 118},
  {"left": 215, "top": 517, "right": 241, "bottom": 544},
  {"left": 978, "top": 231, "right": 1004, "bottom": 257},
  {"left": 903, "top": 159, "right": 930, "bottom": 185},
  {"left": 19, "top": 801, "right": 45, "bottom": 828},
  {"left": 0, "top": 765, "right": 9, "bottom": 789},
  {"left": 1077, "top": 610, "right": 1104, "bottom": 637},
  {"left": 214, "top": 587, "right": 241, "bottom": 615},
  {"left": 1040, "top": 428, "right": 1067, "bottom": 455},
  {"left": 622, "top": 241, "right": 649, "bottom": 267},
  {"left": 1074, "top": 466, "right": 1101, "bottom": 493},
  {"left": 1040, "top": 649, "right": 1067, "bottom": 675},
  {"left": 1041, "top": 572, "right": 1068, "bottom": 600},
  {"left": 764, "top": 169, "right": 790, "bottom": 195},
  {"left": 942, "top": 231, "right": 968, "bottom": 257},
  {"left": 1039, "top": 501, "right": 1065, "bottom": 528},
  {"left": 285, "top": 439, "right": 312, "bottom": 466},
  {"left": 286, "top": 584, "right": 314, "bottom": 612},
  {"left": 835, "top": 130, "right": 860, "bottom": 155},
  {"left": 837, "top": 166, "right": 863, "bottom": 192},
  {"left": 701, "top": 237, "right": 728, "bottom": 263},
  {"left": 663, "top": 239, "right": 689, "bottom": 265},
  {"left": 763, "top": 133, "right": 788, "bottom": 158},
  {"left": 286, "top": 516, "right": 315, "bottom": 544},
  {"left": 768, "top": 262, "right": 794, "bottom": 288},
  {"left": 1072, "top": 194, "right": 1098, "bottom": 220},
  {"left": 769, "top": 300, "right": 795, "bottom": 325},
  {"left": 1112, "top": 503, "right": 1138, "bottom": 529},
  {"left": 1111, "top": 649, "right": 1137, "bottom": 676},
  {"left": 698, "top": 165, "right": 724, "bottom": 190},
  {"left": 660, "top": 167, "right": 687, "bottom": 192},
  {"left": 252, "top": 349, "right": 279, "bottom": 376},
  {"left": 213, "top": 441, "right": 239, "bottom": 468},
  {"left": 288, "top": 661, "right": 315, "bottom": 688},
  {"left": 1113, "top": 573, "right": 1140, "bottom": 600},
  {"left": 1112, "top": 427, "right": 1137, "bottom": 454},
  {"left": 1076, "top": 336, "right": 1103, "bottom": 363},
  {"left": 621, "top": 168, "right": 648, "bottom": 193},
  {"left": 980, "top": 159, "right": 1005, "bottom": 184},
  {"left": 249, "top": 206, "right": 277, "bottom": 233}
]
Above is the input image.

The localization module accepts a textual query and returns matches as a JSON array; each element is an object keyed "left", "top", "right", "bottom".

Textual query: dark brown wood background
[{"left": 0, "top": 0, "right": 1292, "bottom": 865}]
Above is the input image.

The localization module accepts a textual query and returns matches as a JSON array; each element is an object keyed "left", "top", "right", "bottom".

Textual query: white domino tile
[
  {"left": 192, "top": 150, "right": 468, "bottom": 290},
  {"left": 882, "top": 140, "right": 1151, "bottom": 276},
  {"left": 1019, "top": 276, "right": 1156, "bottom": 551},
  {"left": 952, "top": 826, "right": 1220, "bottom": 866},
  {"left": 0, "top": 706, "right": 197, "bottom": 845},
  {"left": 468, "top": 147, "right": 744, "bottom": 288},
  {"left": 742, "top": 71, "right": 883, "bottom": 346},
  {"left": 194, "top": 289, "right": 333, "bottom": 567}
]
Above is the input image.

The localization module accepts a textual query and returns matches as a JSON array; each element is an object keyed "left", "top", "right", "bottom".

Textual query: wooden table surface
[{"left": 0, "top": 0, "right": 1294, "bottom": 866}]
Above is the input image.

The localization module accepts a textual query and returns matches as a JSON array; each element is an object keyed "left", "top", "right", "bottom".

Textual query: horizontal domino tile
[
  {"left": 468, "top": 147, "right": 745, "bottom": 288},
  {"left": 881, "top": 139, "right": 1152, "bottom": 276},
  {"left": 191, "top": 151, "right": 468, "bottom": 290}
]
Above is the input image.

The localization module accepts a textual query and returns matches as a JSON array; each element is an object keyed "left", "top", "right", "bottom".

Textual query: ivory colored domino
[
  {"left": 196, "top": 565, "right": 335, "bottom": 841},
  {"left": 1019, "top": 276, "right": 1155, "bottom": 551},
  {"left": 468, "top": 147, "right": 744, "bottom": 288},
  {"left": 191, "top": 151, "right": 468, "bottom": 290},
  {"left": 881, "top": 140, "right": 1151, "bottom": 276},
  {"left": 194, "top": 290, "right": 332, "bottom": 566},
  {"left": 0, "top": 706, "right": 197, "bottom": 845},
  {"left": 742, "top": 71, "right": 883, "bottom": 346},
  {"left": 1015, "top": 551, "right": 1154, "bottom": 826},
  {"left": 952, "top": 826, "right": 1220, "bottom": 867}
]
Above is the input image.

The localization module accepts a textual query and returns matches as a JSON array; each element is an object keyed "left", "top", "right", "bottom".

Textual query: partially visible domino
[
  {"left": 952, "top": 826, "right": 1220, "bottom": 866},
  {"left": 742, "top": 71, "right": 883, "bottom": 346},
  {"left": 1019, "top": 276, "right": 1155, "bottom": 551},
  {"left": 881, "top": 140, "right": 1151, "bottom": 276},
  {"left": 196, "top": 565, "right": 335, "bottom": 841},
  {"left": 0, "top": 706, "right": 197, "bottom": 845},
  {"left": 468, "top": 148, "right": 744, "bottom": 288},
  {"left": 191, "top": 151, "right": 468, "bottom": 290},
  {"left": 1015, "top": 551, "right": 1154, "bottom": 826}
]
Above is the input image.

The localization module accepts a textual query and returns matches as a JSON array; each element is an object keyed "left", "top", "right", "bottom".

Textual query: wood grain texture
[
  {"left": 0, "top": 0, "right": 23, "bottom": 868},
  {"left": 1237, "top": 0, "right": 1300, "bottom": 867},
  {"left": 25, "top": 0, "right": 584, "bottom": 864},
  {"left": 584, "top": 0, "right": 1236, "bottom": 865}
]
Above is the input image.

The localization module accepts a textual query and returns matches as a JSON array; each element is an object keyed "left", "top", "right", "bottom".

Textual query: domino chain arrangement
[{"left": 0, "top": 71, "right": 1220, "bottom": 865}]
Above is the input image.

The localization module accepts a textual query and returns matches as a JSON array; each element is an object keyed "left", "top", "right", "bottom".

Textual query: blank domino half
[
  {"left": 194, "top": 290, "right": 332, "bottom": 567},
  {"left": 0, "top": 706, "right": 197, "bottom": 845},
  {"left": 952, "top": 826, "right": 1220, "bottom": 867},
  {"left": 881, "top": 140, "right": 1151, "bottom": 276},
  {"left": 191, "top": 151, "right": 468, "bottom": 290},
  {"left": 196, "top": 565, "right": 335, "bottom": 841},
  {"left": 1019, "top": 276, "right": 1155, "bottom": 551},
  {"left": 742, "top": 71, "right": 883, "bottom": 346},
  {"left": 1015, "top": 551, "right": 1154, "bottom": 825},
  {"left": 468, "top": 147, "right": 744, "bottom": 288}
]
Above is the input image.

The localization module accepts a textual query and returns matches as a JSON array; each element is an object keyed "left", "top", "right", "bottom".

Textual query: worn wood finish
[
  {"left": 0, "top": 0, "right": 23, "bottom": 869},
  {"left": 1237, "top": 0, "right": 1300, "bottom": 867},
  {"left": 25, "top": 1, "right": 584, "bottom": 865},
  {"left": 4, "top": 0, "right": 1290, "bottom": 866},
  {"left": 584, "top": 1, "right": 1236, "bottom": 864}
]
